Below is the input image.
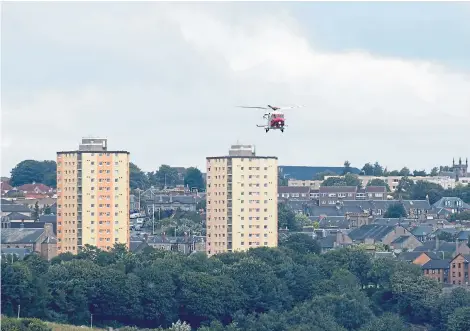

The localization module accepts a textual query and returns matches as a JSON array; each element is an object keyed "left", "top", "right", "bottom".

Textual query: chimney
[
  {"left": 143, "top": 233, "right": 148, "bottom": 242},
  {"left": 162, "top": 231, "right": 166, "bottom": 242},
  {"left": 170, "top": 195, "right": 173, "bottom": 203},
  {"left": 436, "top": 236, "right": 439, "bottom": 250},
  {"left": 184, "top": 231, "right": 188, "bottom": 242},
  {"left": 20, "top": 222, "right": 24, "bottom": 229}
]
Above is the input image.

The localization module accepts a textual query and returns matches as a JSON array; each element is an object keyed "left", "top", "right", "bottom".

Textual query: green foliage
[
  {"left": 367, "top": 178, "right": 390, "bottom": 192},
  {"left": 1, "top": 243, "right": 466, "bottom": 331},
  {"left": 130, "top": 163, "right": 150, "bottom": 190},
  {"left": 277, "top": 203, "right": 300, "bottom": 230},
  {"left": 322, "top": 173, "right": 361, "bottom": 187},
  {"left": 342, "top": 161, "right": 352, "bottom": 175},
  {"left": 361, "top": 162, "right": 384, "bottom": 176},
  {"left": 384, "top": 203, "right": 407, "bottom": 218},
  {"left": 184, "top": 167, "right": 204, "bottom": 191},
  {"left": 10, "top": 160, "right": 57, "bottom": 188},
  {"left": 314, "top": 170, "right": 337, "bottom": 180},
  {"left": 0, "top": 317, "right": 52, "bottom": 331}
]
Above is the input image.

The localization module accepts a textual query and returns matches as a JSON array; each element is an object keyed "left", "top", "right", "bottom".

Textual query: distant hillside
[{"left": 278, "top": 165, "right": 361, "bottom": 180}]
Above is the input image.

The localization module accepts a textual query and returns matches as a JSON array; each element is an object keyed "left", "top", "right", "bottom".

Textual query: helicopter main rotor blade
[
  {"left": 276, "top": 105, "right": 305, "bottom": 110},
  {"left": 237, "top": 106, "right": 269, "bottom": 110}
]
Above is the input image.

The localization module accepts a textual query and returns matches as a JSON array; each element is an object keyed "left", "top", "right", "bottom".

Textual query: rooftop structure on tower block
[
  {"left": 205, "top": 144, "right": 278, "bottom": 256},
  {"left": 56, "top": 138, "right": 130, "bottom": 254}
]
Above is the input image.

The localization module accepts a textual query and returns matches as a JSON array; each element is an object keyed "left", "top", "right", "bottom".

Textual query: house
[
  {"left": 422, "top": 259, "right": 451, "bottom": 283},
  {"left": 413, "top": 238, "right": 470, "bottom": 258},
  {"left": 1, "top": 247, "right": 32, "bottom": 261},
  {"left": 433, "top": 197, "right": 470, "bottom": 214},
  {"left": 398, "top": 251, "right": 441, "bottom": 265},
  {"left": 1, "top": 203, "right": 32, "bottom": 218},
  {"left": 319, "top": 186, "right": 358, "bottom": 205},
  {"left": 390, "top": 235, "right": 422, "bottom": 252},
  {"left": 356, "top": 186, "right": 387, "bottom": 200},
  {"left": 130, "top": 233, "right": 205, "bottom": 254},
  {"left": 401, "top": 200, "right": 433, "bottom": 220},
  {"left": 4, "top": 212, "right": 34, "bottom": 222},
  {"left": 144, "top": 194, "right": 198, "bottom": 212},
  {"left": 410, "top": 226, "right": 435, "bottom": 242},
  {"left": 287, "top": 179, "right": 323, "bottom": 190},
  {"left": 348, "top": 224, "right": 412, "bottom": 246},
  {"left": 16, "top": 183, "right": 55, "bottom": 195},
  {"left": 317, "top": 231, "right": 353, "bottom": 253},
  {"left": 0, "top": 223, "right": 57, "bottom": 260},
  {"left": 448, "top": 254, "right": 470, "bottom": 285},
  {"left": 1, "top": 181, "right": 13, "bottom": 195},
  {"left": 278, "top": 186, "right": 311, "bottom": 199}
]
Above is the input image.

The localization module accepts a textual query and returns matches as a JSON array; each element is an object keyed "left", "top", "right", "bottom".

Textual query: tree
[
  {"left": 10, "top": 160, "right": 57, "bottom": 188},
  {"left": 367, "top": 178, "right": 390, "bottom": 192},
  {"left": 394, "top": 176, "right": 414, "bottom": 199},
  {"left": 373, "top": 162, "right": 384, "bottom": 176},
  {"left": 398, "top": 167, "right": 410, "bottom": 177},
  {"left": 156, "top": 165, "right": 179, "bottom": 188},
  {"left": 129, "top": 162, "right": 149, "bottom": 190},
  {"left": 314, "top": 170, "right": 337, "bottom": 180},
  {"left": 184, "top": 167, "right": 205, "bottom": 192},
  {"left": 361, "top": 163, "right": 374, "bottom": 176},
  {"left": 322, "top": 173, "right": 361, "bottom": 187},
  {"left": 342, "top": 161, "right": 352, "bottom": 175},
  {"left": 410, "top": 180, "right": 444, "bottom": 204},
  {"left": 430, "top": 167, "right": 439, "bottom": 176},
  {"left": 278, "top": 203, "right": 299, "bottom": 230},
  {"left": 384, "top": 203, "right": 407, "bottom": 218},
  {"left": 413, "top": 169, "right": 427, "bottom": 176},
  {"left": 32, "top": 202, "right": 40, "bottom": 221}
]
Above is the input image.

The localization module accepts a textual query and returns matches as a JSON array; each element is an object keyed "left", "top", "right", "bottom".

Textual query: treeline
[
  {"left": 7, "top": 160, "right": 205, "bottom": 192},
  {"left": 2, "top": 235, "right": 470, "bottom": 331}
]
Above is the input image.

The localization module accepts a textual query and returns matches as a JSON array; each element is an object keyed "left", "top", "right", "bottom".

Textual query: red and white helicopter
[{"left": 237, "top": 104, "right": 304, "bottom": 133}]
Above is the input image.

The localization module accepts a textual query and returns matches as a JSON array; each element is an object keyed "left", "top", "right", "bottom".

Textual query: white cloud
[{"left": 2, "top": 2, "right": 469, "bottom": 176}]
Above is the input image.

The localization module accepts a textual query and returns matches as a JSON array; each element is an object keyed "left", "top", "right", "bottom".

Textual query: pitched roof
[
  {"left": 392, "top": 236, "right": 411, "bottom": 244},
  {"left": 422, "top": 259, "right": 451, "bottom": 269},
  {"left": 1, "top": 228, "right": 44, "bottom": 244},
  {"left": 278, "top": 186, "right": 310, "bottom": 194},
  {"left": 1, "top": 204, "right": 31, "bottom": 213},
  {"left": 320, "top": 186, "right": 357, "bottom": 193},
  {"left": 1, "top": 181, "right": 13, "bottom": 191},
  {"left": 6, "top": 212, "right": 33, "bottom": 221},
  {"left": 16, "top": 183, "right": 53, "bottom": 193},
  {"left": 411, "top": 226, "right": 434, "bottom": 237},
  {"left": 433, "top": 197, "right": 470, "bottom": 209},
  {"left": 348, "top": 224, "right": 397, "bottom": 241},
  {"left": 413, "top": 240, "right": 458, "bottom": 253},
  {"left": 402, "top": 200, "right": 432, "bottom": 210}
]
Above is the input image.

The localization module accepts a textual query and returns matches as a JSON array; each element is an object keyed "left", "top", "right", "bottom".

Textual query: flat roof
[
  {"left": 57, "top": 151, "right": 130, "bottom": 155},
  {"left": 206, "top": 156, "right": 278, "bottom": 160}
]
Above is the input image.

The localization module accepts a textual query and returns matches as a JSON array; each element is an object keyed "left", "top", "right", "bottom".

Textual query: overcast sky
[{"left": 2, "top": 2, "right": 470, "bottom": 176}]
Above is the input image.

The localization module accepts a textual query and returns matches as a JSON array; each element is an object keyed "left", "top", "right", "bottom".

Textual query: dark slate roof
[
  {"left": 374, "top": 218, "right": 402, "bottom": 226},
  {"left": 402, "top": 200, "right": 432, "bottom": 211},
  {"left": 433, "top": 197, "right": 470, "bottom": 209},
  {"left": 413, "top": 240, "right": 458, "bottom": 253},
  {"left": 398, "top": 251, "right": 441, "bottom": 261},
  {"left": 422, "top": 259, "right": 451, "bottom": 270},
  {"left": 411, "top": 226, "right": 434, "bottom": 237},
  {"left": 1, "top": 228, "right": 44, "bottom": 244},
  {"left": 348, "top": 224, "right": 396, "bottom": 241},
  {"left": 9, "top": 221, "right": 57, "bottom": 235},
  {"left": 1, "top": 198, "right": 15, "bottom": 205},
  {"left": 1, "top": 247, "right": 33, "bottom": 259},
  {"left": 279, "top": 186, "right": 310, "bottom": 194},
  {"left": 456, "top": 230, "right": 470, "bottom": 241},
  {"left": 6, "top": 212, "right": 33, "bottom": 221},
  {"left": 392, "top": 236, "right": 411, "bottom": 244},
  {"left": 143, "top": 195, "right": 197, "bottom": 204},
  {"left": 319, "top": 186, "right": 357, "bottom": 193},
  {"left": 1, "top": 204, "right": 31, "bottom": 213},
  {"left": 278, "top": 166, "right": 361, "bottom": 180},
  {"left": 39, "top": 215, "right": 57, "bottom": 223},
  {"left": 317, "top": 217, "right": 349, "bottom": 229}
]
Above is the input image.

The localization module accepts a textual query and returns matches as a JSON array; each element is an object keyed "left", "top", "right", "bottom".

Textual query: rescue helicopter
[{"left": 237, "top": 104, "right": 304, "bottom": 133}]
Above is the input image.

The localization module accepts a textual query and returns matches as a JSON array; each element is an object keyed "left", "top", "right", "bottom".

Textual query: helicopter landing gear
[
  {"left": 281, "top": 128, "right": 284, "bottom": 132},
  {"left": 265, "top": 128, "right": 269, "bottom": 133}
]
